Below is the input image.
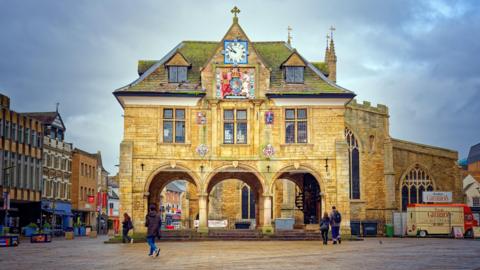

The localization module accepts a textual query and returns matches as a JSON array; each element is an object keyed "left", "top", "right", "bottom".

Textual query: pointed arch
[
  {"left": 399, "top": 164, "right": 436, "bottom": 211},
  {"left": 345, "top": 127, "right": 361, "bottom": 199}
]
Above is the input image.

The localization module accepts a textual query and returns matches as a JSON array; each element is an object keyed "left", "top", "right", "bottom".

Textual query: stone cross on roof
[
  {"left": 329, "top": 25, "right": 336, "bottom": 39},
  {"left": 231, "top": 6, "right": 240, "bottom": 17}
]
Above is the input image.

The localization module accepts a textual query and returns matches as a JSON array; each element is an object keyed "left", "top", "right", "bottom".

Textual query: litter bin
[
  {"left": 361, "top": 221, "right": 378, "bottom": 237},
  {"left": 385, "top": 224, "right": 394, "bottom": 237},
  {"left": 350, "top": 221, "right": 361, "bottom": 236}
]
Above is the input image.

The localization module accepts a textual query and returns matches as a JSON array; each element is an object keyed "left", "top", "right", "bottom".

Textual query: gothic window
[
  {"left": 401, "top": 164, "right": 434, "bottom": 211},
  {"left": 241, "top": 185, "right": 256, "bottom": 219},
  {"left": 223, "top": 109, "right": 247, "bottom": 144},
  {"left": 168, "top": 66, "right": 187, "bottom": 83},
  {"left": 285, "top": 67, "right": 304, "bottom": 83},
  {"left": 285, "top": 109, "right": 307, "bottom": 143},
  {"left": 163, "top": 108, "right": 185, "bottom": 143},
  {"left": 345, "top": 128, "right": 360, "bottom": 199}
]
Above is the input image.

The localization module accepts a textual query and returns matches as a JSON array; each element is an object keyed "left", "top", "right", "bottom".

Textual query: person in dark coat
[
  {"left": 145, "top": 204, "right": 162, "bottom": 257},
  {"left": 330, "top": 206, "right": 342, "bottom": 244},
  {"left": 122, "top": 213, "right": 133, "bottom": 244},
  {"left": 320, "top": 212, "right": 330, "bottom": 245}
]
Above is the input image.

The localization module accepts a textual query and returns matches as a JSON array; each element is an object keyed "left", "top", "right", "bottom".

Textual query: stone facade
[{"left": 113, "top": 10, "right": 461, "bottom": 235}]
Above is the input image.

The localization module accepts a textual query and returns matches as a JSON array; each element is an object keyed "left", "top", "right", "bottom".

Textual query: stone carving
[{"left": 196, "top": 144, "right": 209, "bottom": 157}]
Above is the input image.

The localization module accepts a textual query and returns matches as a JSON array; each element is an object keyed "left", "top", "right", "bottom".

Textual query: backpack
[{"left": 333, "top": 211, "right": 342, "bottom": 223}]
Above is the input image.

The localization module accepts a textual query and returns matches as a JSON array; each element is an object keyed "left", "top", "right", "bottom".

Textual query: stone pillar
[
  {"left": 198, "top": 194, "right": 208, "bottom": 233},
  {"left": 261, "top": 195, "right": 274, "bottom": 234},
  {"left": 118, "top": 140, "right": 133, "bottom": 227},
  {"left": 335, "top": 140, "right": 352, "bottom": 237}
]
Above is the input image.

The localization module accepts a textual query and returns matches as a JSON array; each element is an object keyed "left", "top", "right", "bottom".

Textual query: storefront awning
[{"left": 42, "top": 209, "right": 73, "bottom": 216}]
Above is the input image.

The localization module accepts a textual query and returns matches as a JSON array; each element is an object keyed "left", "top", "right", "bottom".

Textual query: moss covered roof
[{"left": 116, "top": 40, "right": 352, "bottom": 96}]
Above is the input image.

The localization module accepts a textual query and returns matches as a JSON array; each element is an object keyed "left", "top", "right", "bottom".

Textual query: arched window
[
  {"left": 241, "top": 185, "right": 256, "bottom": 219},
  {"left": 401, "top": 164, "right": 434, "bottom": 211},
  {"left": 345, "top": 128, "right": 360, "bottom": 199}
]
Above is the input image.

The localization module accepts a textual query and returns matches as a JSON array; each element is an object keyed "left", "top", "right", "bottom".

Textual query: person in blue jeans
[
  {"left": 145, "top": 204, "right": 162, "bottom": 257},
  {"left": 330, "top": 206, "right": 342, "bottom": 244}
]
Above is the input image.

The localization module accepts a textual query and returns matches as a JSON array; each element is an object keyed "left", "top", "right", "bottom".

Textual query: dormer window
[
  {"left": 285, "top": 66, "right": 304, "bottom": 83},
  {"left": 168, "top": 66, "right": 187, "bottom": 83}
]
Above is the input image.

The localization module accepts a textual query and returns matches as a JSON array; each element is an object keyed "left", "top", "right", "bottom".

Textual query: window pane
[
  {"left": 249, "top": 188, "right": 256, "bottom": 219},
  {"left": 285, "top": 109, "right": 295, "bottom": 120},
  {"left": 285, "top": 121, "right": 295, "bottom": 143},
  {"left": 163, "top": 121, "right": 173, "bottom": 143},
  {"left": 224, "top": 110, "right": 234, "bottom": 120},
  {"left": 168, "top": 66, "right": 178, "bottom": 82},
  {"left": 297, "top": 109, "right": 307, "bottom": 119},
  {"left": 178, "top": 67, "right": 187, "bottom": 82},
  {"left": 410, "top": 186, "right": 417, "bottom": 204},
  {"left": 164, "top": 109, "right": 173, "bottom": 119},
  {"left": 285, "top": 67, "right": 295, "bottom": 83},
  {"left": 351, "top": 148, "right": 360, "bottom": 199},
  {"left": 236, "top": 122, "right": 247, "bottom": 144},
  {"left": 297, "top": 121, "right": 307, "bottom": 143},
  {"left": 241, "top": 187, "right": 248, "bottom": 219},
  {"left": 175, "top": 121, "right": 185, "bottom": 143},
  {"left": 224, "top": 123, "right": 234, "bottom": 144},
  {"left": 294, "top": 67, "right": 304, "bottom": 83},
  {"left": 175, "top": 109, "right": 185, "bottom": 120},
  {"left": 418, "top": 186, "right": 425, "bottom": 203},
  {"left": 236, "top": 110, "right": 247, "bottom": 120}
]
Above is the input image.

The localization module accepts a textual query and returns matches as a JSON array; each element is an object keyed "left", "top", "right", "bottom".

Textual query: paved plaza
[{"left": 0, "top": 236, "right": 479, "bottom": 270}]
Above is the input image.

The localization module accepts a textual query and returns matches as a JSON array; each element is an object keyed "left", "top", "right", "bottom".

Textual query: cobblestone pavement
[{"left": 0, "top": 236, "right": 479, "bottom": 270}]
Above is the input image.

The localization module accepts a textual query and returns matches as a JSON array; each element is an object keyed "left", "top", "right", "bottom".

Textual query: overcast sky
[{"left": 1, "top": 0, "right": 479, "bottom": 174}]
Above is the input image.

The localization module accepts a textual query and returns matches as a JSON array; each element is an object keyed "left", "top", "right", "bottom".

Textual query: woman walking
[
  {"left": 122, "top": 213, "right": 134, "bottom": 244},
  {"left": 320, "top": 212, "right": 330, "bottom": 245},
  {"left": 145, "top": 204, "right": 162, "bottom": 257}
]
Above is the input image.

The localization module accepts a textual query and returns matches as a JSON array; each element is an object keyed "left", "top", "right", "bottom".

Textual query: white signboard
[
  {"left": 422, "top": 192, "right": 452, "bottom": 203},
  {"left": 194, "top": 220, "right": 228, "bottom": 228}
]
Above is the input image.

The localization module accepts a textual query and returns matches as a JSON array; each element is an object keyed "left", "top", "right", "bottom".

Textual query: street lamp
[{"left": 3, "top": 165, "right": 16, "bottom": 227}]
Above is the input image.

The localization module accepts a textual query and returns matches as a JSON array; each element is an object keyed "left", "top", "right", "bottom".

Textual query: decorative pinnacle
[
  {"left": 287, "top": 26, "right": 293, "bottom": 46},
  {"left": 326, "top": 34, "right": 330, "bottom": 48},
  {"left": 231, "top": 6, "right": 240, "bottom": 21},
  {"left": 329, "top": 25, "right": 336, "bottom": 39}
]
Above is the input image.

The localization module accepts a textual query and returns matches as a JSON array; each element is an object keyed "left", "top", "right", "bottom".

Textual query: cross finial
[
  {"left": 287, "top": 26, "right": 293, "bottom": 46},
  {"left": 329, "top": 25, "right": 336, "bottom": 39},
  {"left": 231, "top": 6, "right": 240, "bottom": 18}
]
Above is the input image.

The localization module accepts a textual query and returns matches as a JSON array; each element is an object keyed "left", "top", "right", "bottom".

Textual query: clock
[{"left": 224, "top": 40, "right": 248, "bottom": 64}]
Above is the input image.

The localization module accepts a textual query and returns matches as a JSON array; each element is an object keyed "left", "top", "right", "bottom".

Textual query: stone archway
[
  {"left": 202, "top": 164, "right": 269, "bottom": 232},
  {"left": 270, "top": 165, "right": 325, "bottom": 226}
]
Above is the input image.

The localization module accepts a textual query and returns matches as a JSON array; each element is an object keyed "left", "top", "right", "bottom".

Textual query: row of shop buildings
[{"left": 0, "top": 93, "right": 120, "bottom": 233}]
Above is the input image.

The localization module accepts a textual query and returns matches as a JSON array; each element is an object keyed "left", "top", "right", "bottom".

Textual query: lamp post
[{"left": 3, "top": 165, "right": 16, "bottom": 227}]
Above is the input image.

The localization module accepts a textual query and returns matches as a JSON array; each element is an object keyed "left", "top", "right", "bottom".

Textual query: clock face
[{"left": 224, "top": 40, "right": 248, "bottom": 64}]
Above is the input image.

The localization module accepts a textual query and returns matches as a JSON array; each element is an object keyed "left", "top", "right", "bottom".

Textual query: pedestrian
[
  {"left": 145, "top": 204, "right": 162, "bottom": 257},
  {"left": 320, "top": 212, "right": 330, "bottom": 245},
  {"left": 330, "top": 206, "right": 342, "bottom": 244},
  {"left": 122, "top": 213, "right": 134, "bottom": 244}
]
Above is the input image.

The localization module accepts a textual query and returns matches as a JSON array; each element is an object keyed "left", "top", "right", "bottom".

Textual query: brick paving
[{"left": 0, "top": 236, "right": 479, "bottom": 269}]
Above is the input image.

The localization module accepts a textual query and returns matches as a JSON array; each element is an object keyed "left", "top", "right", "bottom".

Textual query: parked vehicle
[{"left": 407, "top": 204, "right": 478, "bottom": 237}]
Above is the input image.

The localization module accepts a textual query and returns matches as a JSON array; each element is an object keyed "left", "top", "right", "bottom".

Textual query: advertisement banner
[
  {"left": 88, "top": 195, "right": 95, "bottom": 204},
  {"left": 422, "top": 192, "right": 452, "bottom": 203}
]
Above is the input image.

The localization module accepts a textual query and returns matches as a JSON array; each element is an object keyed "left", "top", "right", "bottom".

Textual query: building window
[
  {"left": 18, "top": 126, "right": 23, "bottom": 144},
  {"left": 5, "top": 121, "right": 10, "bottom": 139},
  {"left": 12, "top": 123, "right": 17, "bottom": 141},
  {"left": 223, "top": 109, "right": 247, "bottom": 144},
  {"left": 345, "top": 128, "right": 360, "bottom": 200},
  {"left": 162, "top": 108, "right": 185, "bottom": 143},
  {"left": 285, "top": 66, "right": 304, "bottom": 83},
  {"left": 25, "top": 128, "right": 30, "bottom": 145},
  {"left": 241, "top": 185, "right": 256, "bottom": 219},
  {"left": 168, "top": 66, "right": 187, "bottom": 83},
  {"left": 401, "top": 164, "right": 434, "bottom": 211},
  {"left": 472, "top": 197, "right": 480, "bottom": 207},
  {"left": 285, "top": 109, "right": 307, "bottom": 143},
  {"left": 32, "top": 131, "right": 37, "bottom": 147}
]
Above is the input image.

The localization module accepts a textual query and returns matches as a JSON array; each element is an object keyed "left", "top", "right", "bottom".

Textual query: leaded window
[
  {"left": 163, "top": 108, "right": 185, "bottom": 143},
  {"left": 285, "top": 67, "right": 304, "bottom": 83},
  {"left": 345, "top": 128, "right": 360, "bottom": 199},
  {"left": 168, "top": 66, "right": 188, "bottom": 83},
  {"left": 285, "top": 109, "right": 307, "bottom": 143},
  {"left": 401, "top": 164, "right": 434, "bottom": 211},
  {"left": 223, "top": 109, "right": 247, "bottom": 144}
]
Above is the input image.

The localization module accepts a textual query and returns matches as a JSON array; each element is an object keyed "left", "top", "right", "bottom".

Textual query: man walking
[
  {"left": 145, "top": 204, "right": 162, "bottom": 257},
  {"left": 330, "top": 206, "right": 342, "bottom": 244}
]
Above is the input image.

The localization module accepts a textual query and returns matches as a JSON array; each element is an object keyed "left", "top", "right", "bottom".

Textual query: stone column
[
  {"left": 197, "top": 194, "right": 208, "bottom": 233},
  {"left": 118, "top": 140, "right": 133, "bottom": 228},
  {"left": 335, "top": 140, "right": 352, "bottom": 237},
  {"left": 261, "top": 195, "right": 274, "bottom": 234}
]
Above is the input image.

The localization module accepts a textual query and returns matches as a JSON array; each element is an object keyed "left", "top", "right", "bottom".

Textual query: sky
[{"left": 1, "top": 0, "right": 479, "bottom": 174}]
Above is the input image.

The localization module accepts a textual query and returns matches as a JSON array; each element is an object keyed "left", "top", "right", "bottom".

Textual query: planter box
[
  {"left": 89, "top": 231, "right": 97, "bottom": 238},
  {"left": 234, "top": 223, "right": 251, "bottom": 229},
  {"left": 65, "top": 231, "right": 74, "bottom": 240},
  {"left": 30, "top": 233, "right": 52, "bottom": 243},
  {"left": 0, "top": 235, "right": 19, "bottom": 247},
  {"left": 23, "top": 227, "right": 38, "bottom": 237}
]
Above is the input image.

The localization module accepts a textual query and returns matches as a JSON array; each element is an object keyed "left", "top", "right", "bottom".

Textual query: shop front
[{"left": 41, "top": 200, "right": 73, "bottom": 230}]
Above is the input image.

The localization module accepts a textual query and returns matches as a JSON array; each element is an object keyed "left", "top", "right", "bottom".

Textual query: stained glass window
[
  {"left": 345, "top": 128, "right": 360, "bottom": 199},
  {"left": 401, "top": 164, "right": 435, "bottom": 211}
]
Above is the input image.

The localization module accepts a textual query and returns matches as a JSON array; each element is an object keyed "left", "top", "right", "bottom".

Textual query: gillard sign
[{"left": 422, "top": 192, "right": 452, "bottom": 203}]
